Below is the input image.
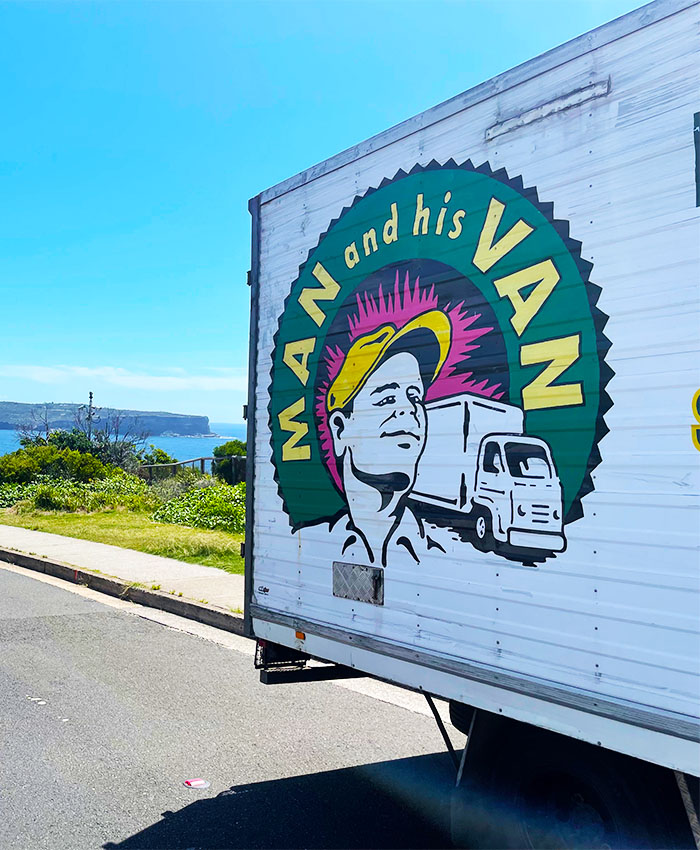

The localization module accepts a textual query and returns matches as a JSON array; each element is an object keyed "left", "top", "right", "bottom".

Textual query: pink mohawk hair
[{"left": 316, "top": 270, "right": 503, "bottom": 492}]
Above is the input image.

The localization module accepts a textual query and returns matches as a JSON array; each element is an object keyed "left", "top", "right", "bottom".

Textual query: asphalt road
[{"left": 0, "top": 565, "right": 457, "bottom": 850}]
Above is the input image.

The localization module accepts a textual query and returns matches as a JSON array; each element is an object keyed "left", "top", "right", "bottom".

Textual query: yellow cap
[{"left": 327, "top": 310, "right": 451, "bottom": 413}]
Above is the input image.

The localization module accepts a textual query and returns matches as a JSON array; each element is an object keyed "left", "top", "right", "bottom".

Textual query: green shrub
[
  {"left": 30, "top": 484, "right": 69, "bottom": 511},
  {"left": 0, "top": 446, "right": 110, "bottom": 484},
  {"left": 0, "top": 451, "right": 40, "bottom": 484},
  {"left": 0, "top": 482, "right": 33, "bottom": 508},
  {"left": 0, "top": 445, "right": 108, "bottom": 484},
  {"left": 47, "top": 429, "right": 94, "bottom": 454},
  {"left": 153, "top": 482, "right": 246, "bottom": 533},
  {"left": 151, "top": 468, "right": 214, "bottom": 504},
  {"left": 10, "top": 472, "right": 157, "bottom": 513},
  {"left": 63, "top": 449, "right": 107, "bottom": 481}
]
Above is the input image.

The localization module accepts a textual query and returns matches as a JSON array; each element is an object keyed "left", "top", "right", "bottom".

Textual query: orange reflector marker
[{"left": 295, "top": 630, "right": 306, "bottom": 640}]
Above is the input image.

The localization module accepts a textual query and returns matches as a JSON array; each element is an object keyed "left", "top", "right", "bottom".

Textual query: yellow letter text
[
  {"left": 283, "top": 338, "right": 316, "bottom": 386},
  {"left": 473, "top": 198, "right": 533, "bottom": 272},
  {"left": 520, "top": 335, "right": 583, "bottom": 411},
  {"left": 298, "top": 263, "right": 340, "bottom": 328},
  {"left": 493, "top": 259, "right": 560, "bottom": 337},
  {"left": 278, "top": 397, "right": 311, "bottom": 461}
]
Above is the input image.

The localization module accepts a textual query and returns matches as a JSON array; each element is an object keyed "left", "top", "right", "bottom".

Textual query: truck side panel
[{"left": 249, "top": 1, "right": 700, "bottom": 769}]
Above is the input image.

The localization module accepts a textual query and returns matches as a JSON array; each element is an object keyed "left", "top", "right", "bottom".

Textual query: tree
[
  {"left": 212, "top": 439, "right": 246, "bottom": 484},
  {"left": 135, "top": 445, "right": 179, "bottom": 482},
  {"left": 215, "top": 439, "right": 246, "bottom": 457},
  {"left": 17, "top": 404, "right": 54, "bottom": 447},
  {"left": 138, "top": 446, "right": 178, "bottom": 466},
  {"left": 15, "top": 394, "right": 154, "bottom": 473},
  {"left": 46, "top": 429, "right": 93, "bottom": 454},
  {"left": 73, "top": 402, "right": 148, "bottom": 471}
]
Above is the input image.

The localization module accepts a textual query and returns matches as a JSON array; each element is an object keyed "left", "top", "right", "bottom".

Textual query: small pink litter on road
[{"left": 183, "top": 778, "right": 210, "bottom": 789}]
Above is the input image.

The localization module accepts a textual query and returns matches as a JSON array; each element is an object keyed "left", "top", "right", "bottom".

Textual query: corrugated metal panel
[{"left": 250, "top": 1, "right": 700, "bottom": 745}]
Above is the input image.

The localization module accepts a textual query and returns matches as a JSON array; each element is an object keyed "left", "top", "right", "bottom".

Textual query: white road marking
[{"left": 0, "top": 560, "right": 458, "bottom": 731}]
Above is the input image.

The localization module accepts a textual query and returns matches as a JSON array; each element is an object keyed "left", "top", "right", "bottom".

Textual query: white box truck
[{"left": 244, "top": 1, "right": 700, "bottom": 845}]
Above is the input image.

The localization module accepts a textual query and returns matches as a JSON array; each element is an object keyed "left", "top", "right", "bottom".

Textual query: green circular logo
[{"left": 269, "top": 161, "right": 611, "bottom": 563}]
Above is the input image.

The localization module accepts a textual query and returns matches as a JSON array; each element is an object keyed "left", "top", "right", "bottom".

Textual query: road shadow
[{"left": 104, "top": 751, "right": 454, "bottom": 849}]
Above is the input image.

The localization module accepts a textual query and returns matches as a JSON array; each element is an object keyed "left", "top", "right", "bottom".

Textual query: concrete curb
[{"left": 0, "top": 546, "right": 246, "bottom": 637}]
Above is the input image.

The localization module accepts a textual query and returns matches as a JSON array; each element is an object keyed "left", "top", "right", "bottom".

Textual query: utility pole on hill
[
  {"left": 78, "top": 391, "right": 100, "bottom": 441},
  {"left": 87, "top": 392, "right": 94, "bottom": 441}
]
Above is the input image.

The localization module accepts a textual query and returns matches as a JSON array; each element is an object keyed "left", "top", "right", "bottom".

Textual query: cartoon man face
[
  {"left": 329, "top": 351, "right": 427, "bottom": 488},
  {"left": 326, "top": 310, "right": 451, "bottom": 498}
]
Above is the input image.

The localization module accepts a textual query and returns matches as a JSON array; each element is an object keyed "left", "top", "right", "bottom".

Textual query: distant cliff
[{"left": 0, "top": 402, "right": 210, "bottom": 437}]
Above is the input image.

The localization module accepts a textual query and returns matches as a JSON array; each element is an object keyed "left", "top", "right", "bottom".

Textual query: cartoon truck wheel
[
  {"left": 471, "top": 506, "right": 494, "bottom": 552},
  {"left": 410, "top": 393, "right": 567, "bottom": 559}
]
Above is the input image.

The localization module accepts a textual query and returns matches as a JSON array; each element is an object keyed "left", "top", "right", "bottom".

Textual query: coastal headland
[{"left": 0, "top": 401, "right": 211, "bottom": 437}]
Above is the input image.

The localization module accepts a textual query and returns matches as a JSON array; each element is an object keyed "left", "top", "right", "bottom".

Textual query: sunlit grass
[{"left": 0, "top": 509, "right": 244, "bottom": 574}]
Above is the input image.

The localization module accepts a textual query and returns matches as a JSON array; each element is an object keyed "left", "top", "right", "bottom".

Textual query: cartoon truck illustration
[{"left": 411, "top": 393, "right": 566, "bottom": 556}]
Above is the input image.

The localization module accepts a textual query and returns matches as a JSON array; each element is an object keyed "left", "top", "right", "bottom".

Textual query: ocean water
[{"left": 0, "top": 421, "right": 247, "bottom": 461}]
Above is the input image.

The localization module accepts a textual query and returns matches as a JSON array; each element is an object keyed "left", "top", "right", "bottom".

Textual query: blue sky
[{"left": 1, "top": 0, "right": 640, "bottom": 423}]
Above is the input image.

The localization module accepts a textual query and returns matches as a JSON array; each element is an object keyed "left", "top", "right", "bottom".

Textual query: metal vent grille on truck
[{"left": 333, "top": 561, "right": 384, "bottom": 605}]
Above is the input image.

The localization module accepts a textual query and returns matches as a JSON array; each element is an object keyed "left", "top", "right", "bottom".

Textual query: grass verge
[{"left": 0, "top": 509, "right": 244, "bottom": 574}]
